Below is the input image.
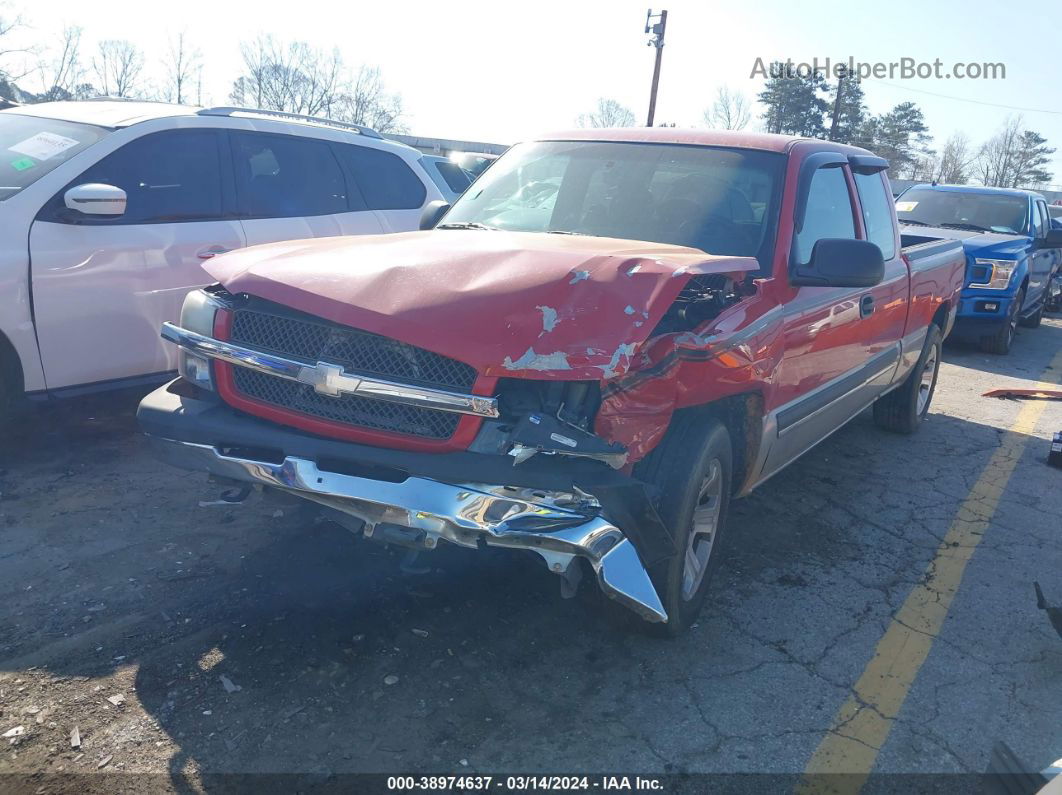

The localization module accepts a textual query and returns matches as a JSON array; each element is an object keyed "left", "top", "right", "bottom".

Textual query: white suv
[{"left": 0, "top": 100, "right": 445, "bottom": 421}]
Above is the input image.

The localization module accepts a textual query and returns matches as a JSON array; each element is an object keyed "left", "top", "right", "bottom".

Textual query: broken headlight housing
[
  {"left": 971, "top": 258, "right": 1018, "bottom": 290},
  {"left": 176, "top": 288, "right": 229, "bottom": 391}
]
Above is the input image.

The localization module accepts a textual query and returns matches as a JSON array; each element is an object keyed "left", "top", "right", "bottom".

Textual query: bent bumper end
[{"left": 147, "top": 434, "right": 668, "bottom": 623}]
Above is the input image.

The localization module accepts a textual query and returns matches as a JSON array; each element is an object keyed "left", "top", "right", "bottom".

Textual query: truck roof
[
  {"left": 536, "top": 127, "right": 877, "bottom": 156},
  {"left": 905, "top": 183, "right": 1045, "bottom": 200}
]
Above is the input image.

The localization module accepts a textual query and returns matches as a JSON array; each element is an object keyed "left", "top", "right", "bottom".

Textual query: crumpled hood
[
  {"left": 906, "top": 225, "right": 1031, "bottom": 259},
  {"left": 207, "top": 230, "right": 758, "bottom": 380}
]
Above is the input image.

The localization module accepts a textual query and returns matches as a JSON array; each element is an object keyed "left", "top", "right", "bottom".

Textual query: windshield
[
  {"left": 442, "top": 140, "right": 784, "bottom": 268},
  {"left": 0, "top": 113, "right": 110, "bottom": 202},
  {"left": 895, "top": 187, "right": 1029, "bottom": 235}
]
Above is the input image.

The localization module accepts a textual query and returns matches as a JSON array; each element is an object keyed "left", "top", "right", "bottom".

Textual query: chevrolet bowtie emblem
[{"left": 298, "top": 362, "right": 360, "bottom": 397}]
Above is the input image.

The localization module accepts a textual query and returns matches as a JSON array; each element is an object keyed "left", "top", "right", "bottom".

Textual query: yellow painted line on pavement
[{"left": 800, "top": 347, "right": 1062, "bottom": 795}]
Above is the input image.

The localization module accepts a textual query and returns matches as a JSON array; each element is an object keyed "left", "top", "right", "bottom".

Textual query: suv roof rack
[{"left": 196, "top": 106, "right": 382, "bottom": 138}]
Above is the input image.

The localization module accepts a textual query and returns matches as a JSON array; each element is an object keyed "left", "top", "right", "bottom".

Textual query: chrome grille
[{"left": 228, "top": 305, "right": 476, "bottom": 440}]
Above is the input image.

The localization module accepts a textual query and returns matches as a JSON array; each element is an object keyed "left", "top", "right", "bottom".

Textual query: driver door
[{"left": 29, "top": 128, "right": 245, "bottom": 390}]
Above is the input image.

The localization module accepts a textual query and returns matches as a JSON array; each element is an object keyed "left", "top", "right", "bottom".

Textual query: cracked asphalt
[{"left": 0, "top": 317, "right": 1060, "bottom": 790}]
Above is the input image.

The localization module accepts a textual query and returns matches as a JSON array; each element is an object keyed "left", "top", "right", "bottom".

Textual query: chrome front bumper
[{"left": 148, "top": 435, "right": 667, "bottom": 622}]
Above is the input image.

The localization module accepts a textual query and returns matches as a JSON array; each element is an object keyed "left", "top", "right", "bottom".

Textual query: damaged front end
[{"left": 148, "top": 232, "right": 762, "bottom": 624}]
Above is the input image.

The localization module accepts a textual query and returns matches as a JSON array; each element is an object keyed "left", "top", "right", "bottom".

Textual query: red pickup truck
[{"left": 138, "top": 129, "right": 965, "bottom": 634}]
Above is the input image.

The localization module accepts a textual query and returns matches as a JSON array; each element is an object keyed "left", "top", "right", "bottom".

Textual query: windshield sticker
[
  {"left": 10, "top": 157, "right": 36, "bottom": 172},
  {"left": 895, "top": 201, "right": 918, "bottom": 212},
  {"left": 8, "top": 132, "right": 80, "bottom": 162}
]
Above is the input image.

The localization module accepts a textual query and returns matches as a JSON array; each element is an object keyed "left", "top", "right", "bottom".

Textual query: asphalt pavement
[{"left": 0, "top": 316, "right": 1060, "bottom": 793}]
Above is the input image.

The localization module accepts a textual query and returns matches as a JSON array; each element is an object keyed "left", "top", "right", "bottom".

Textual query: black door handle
[{"left": 860, "top": 294, "right": 875, "bottom": 318}]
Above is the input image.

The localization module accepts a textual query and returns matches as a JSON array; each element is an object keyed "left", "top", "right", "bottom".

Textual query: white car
[{"left": 0, "top": 100, "right": 446, "bottom": 421}]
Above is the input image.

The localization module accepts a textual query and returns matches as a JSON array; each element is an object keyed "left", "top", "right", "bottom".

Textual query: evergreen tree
[{"left": 757, "top": 62, "right": 829, "bottom": 138}]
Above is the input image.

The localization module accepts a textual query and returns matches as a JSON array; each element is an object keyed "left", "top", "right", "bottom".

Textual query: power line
[{"left": 863, "top": 79, "right": 1062, "bottom": 117}]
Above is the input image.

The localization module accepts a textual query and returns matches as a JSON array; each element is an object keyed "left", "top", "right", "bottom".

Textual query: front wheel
[
  {"left": 874, "top": 325, "right": 942, "bottom": 434},
  {"left": 980, "top": 289, "right": 1024, "bottom": 355},
  {"left": 1018, "top": 300, "right": 1043, "bottom": 329},
  {"left": 632, "top": 412, "right": 733, "bottom": 636}
]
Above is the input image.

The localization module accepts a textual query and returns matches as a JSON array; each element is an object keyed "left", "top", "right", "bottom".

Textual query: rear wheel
[
  {"left": 980, "top": 289, "right": 1024, "bottom": 355},
  {"left": 632, "top": 412, "right": 733, "bottom": 636},
  {"left": 874, "top": 325, "right": 942, "bottom": 434}
]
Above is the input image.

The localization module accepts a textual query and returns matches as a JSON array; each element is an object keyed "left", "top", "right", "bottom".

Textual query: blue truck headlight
[
  {"left": 971, "top": 258, "right": 1018, "bottom": 290},
  {"left": 176, "top": 289, "right": 226, "bottom": 390}
]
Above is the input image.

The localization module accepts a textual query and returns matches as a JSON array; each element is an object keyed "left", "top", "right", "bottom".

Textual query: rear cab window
[
  {"left": 0, "top": 113, "right": 110, "bottom": 201},
  {"left": 853, "top": 171, "right": 897, "bottom": 260}
]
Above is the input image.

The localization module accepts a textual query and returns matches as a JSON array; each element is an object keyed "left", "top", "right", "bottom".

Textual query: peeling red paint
[{"left": 207, "top": 230, "right": 757, "bottom": 381}]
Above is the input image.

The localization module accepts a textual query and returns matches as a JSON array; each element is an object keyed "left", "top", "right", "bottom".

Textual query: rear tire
[
  {"left": 632, "top": 411, "right": 733, "bottom": 637},
  {"left": 873, "top": 325, "right": 942, "bottom": 434},
  {"left": 980, "top": 289, "right": 1024, "bottom": 355}
]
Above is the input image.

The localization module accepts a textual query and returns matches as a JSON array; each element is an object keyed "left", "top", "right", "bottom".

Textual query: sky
[{"left": 7, "top": 0, "right": 1062, "bottom": 186}]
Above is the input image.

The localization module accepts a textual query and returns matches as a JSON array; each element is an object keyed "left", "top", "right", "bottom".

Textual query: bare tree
[
  {"left": 577, "top": 98, "right": 636, "bottom": 128},
  {"left": 162, "top": 31, "right": 202, "bottom": 105},
  {"left": 93, "top": 39, "right": 144, "bottom": 98},
  {"left": 38, "top": 25, "right": 94, "bottom": 101},
  {"left": 0, "top": 3, "right": 32, "bottom": 81},
  {"left": 229, "top": 36, "right": 407, "bottom": 131},
  {"left": 703, "top": 86, "right": 751, "bottom": 130},
  {"left": 976, "top": 116, "right": 1056, "bottom": 188},
  {"left": 934, "top": 133, "right": 973, "bottom": 184},
  {"left": 230, "top": 36, "right": 343, "bottom": 116},
  {"left": 332, "top": 66, "right": 405, "bottom": 133}
]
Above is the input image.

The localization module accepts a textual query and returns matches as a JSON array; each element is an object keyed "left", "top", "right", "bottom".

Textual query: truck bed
[{"left": 900, "top": 231, "right": 966, "bottom": 268}]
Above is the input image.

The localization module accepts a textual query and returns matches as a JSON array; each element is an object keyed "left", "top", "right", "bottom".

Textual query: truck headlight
[
  {"left": 971, "top": 258, "right": 1018, "bottom": 290},
  {"left": 176, "top": 289, "right": 227, "bottom": 391}
]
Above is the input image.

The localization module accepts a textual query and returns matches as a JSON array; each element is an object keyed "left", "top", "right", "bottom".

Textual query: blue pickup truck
[{"left": 896, "top": 185, "right": 1062, "bottom": 353}]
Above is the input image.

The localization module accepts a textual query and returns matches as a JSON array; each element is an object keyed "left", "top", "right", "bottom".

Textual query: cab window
[
  {"left": 793, "top": 167, "right": 856, "bottom": 265},
  {"left": 853, "top": 171, "right": 896, "bottom": 260}
]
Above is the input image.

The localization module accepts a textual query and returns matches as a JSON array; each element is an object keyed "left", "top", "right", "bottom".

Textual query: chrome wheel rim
[
  {"left": 682, "top": 460, "right": 722, "bottom": 601},
  {"left": 917, "top": 346, "right": 938, "bottom": 415}
]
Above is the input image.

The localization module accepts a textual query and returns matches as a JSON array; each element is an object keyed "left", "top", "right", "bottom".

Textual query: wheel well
[
  {"left": 0, "top": 330, "right": 25, "bottom": 395},
  {"left": 686, "top": 392, "right": 764, "bottom": 497},
  {"left": 931, "top": 302, "right": 950, "bottom": 331}
]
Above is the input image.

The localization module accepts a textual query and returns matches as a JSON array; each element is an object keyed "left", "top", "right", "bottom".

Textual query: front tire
[
  {"left": 874, "top": 325, "right": 942, "bottom": 434},
  {"left": 980, "top": 289, "right": 1024, "bottom": 355},
  {"left": 633, "top": 412, "right": 733, "bottom": 636},
  {"left": 1018, "top": 300, "right": 1043, "bottom": 328}
]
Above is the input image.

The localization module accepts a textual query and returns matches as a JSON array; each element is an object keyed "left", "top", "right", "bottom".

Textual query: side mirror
[
  {"left": 419, "top": 200, "right": 451, "bottom": 230},
  {"left": 791, "top": 238, "right": 885, "bottom": 288},
  {"left": 64, "top": 183, "right": 127, "bottom": 216},
  {"left": 1040, "top": 227, "right": 1062, "bottom": 247}
]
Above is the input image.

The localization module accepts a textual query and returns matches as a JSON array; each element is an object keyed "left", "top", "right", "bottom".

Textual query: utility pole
[
  {"left": 645, "top": 9, "right": 667, "bottom": 127},
  {"left": 828, "top": 65, "right": 848, "bottom": 142}
]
